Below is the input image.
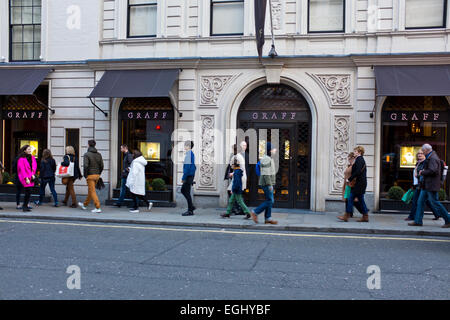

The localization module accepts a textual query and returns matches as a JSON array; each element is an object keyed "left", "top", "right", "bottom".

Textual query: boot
[
  {"left": 357, "top": 214, "right": 369, "bottom": 222},
  {"left": 337, "top": 213, "right": 350, "bottom": 222}
]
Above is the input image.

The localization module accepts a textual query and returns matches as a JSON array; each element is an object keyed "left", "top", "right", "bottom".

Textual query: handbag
[
  {"left": 402, "top": 188, "right": 414, "bottom": 204},
  {"left": 56, "top": 162, "right": 74, "bottom": 178},
  {"left": 96, "top": 177, "right": 105, "bottom": 190},
  {"left": 348, "top": 164, "right": 366, "bottom": 188}
]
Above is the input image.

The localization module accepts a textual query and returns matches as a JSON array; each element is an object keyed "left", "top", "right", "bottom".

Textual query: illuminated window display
[
  {"left": 119, "top": 98, "right": 174, "bottom": 189},
  {"left": 381, "top": 96, "right": 449, "bottom": 197}
]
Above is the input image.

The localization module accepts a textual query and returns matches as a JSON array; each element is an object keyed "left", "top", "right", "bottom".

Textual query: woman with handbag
[
  {"left": 126, "top": 150, "right": 153, "bottom": 213},
  {"left": 17, "top": 145, "right": 37, "bottom": 212},
  {"left": 61, "top": 146, "right": 82, "bottom": 208},
  {"left": 35, "top": 149, "right": 58, "bottom": 207},
  {"left": 340, "top": 152, "right": 358, "bottom": 219}
]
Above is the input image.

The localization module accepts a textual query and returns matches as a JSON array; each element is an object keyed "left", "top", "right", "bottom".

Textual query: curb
[{"left": 1, "top": 214, "right": 449, "bottom": 238}]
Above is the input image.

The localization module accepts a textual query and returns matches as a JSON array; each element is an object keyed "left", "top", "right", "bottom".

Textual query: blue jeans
[
  {"left": 407, "top": 188, "right": 439, "bottom": 220},
  {"left": 346, "top": 192, "right": 368, "bottom": 215},
  {"left": 117, "top": 177, "right": 128, "bottom": 205},
  {"left": 254, "top": 185, "right": 274, "bottom": 220},
  {"left": 415, "top": 190, "right": 450, "bottom": 225},
  {"left": 39, "top": 177, "right": 58, "bottom": 204}
]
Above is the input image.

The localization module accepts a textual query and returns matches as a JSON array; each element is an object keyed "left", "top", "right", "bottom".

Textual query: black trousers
[
  {"left": 181, "top": 176, "right": 194, "bottom": 212},
  {"left": 23, "top": 188, "right": 31, "bottom": 210},
  {"left": 132, "top": 193, "right": 150, "bottom": 210},
  {"left": 15, "top": 180, "right": 24, "bottom": 205}
]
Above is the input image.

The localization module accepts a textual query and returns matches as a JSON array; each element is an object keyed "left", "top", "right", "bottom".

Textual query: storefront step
[
  {"left": 105, "top": 199, "right": 176, "bottom": 208},
  {"left": 0, "top": 194, "right": 50, "bottom": 203}
]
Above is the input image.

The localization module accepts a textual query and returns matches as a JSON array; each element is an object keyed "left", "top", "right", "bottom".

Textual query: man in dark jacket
[
  {"left": 79, "top": 140, "right": 104, "bottom": 213},
  {"left": 114, "top": 144, "right": 134, "bottom": 208},
  {"left": 181, "top": 140, "right": 196, "bottom": 216},
  {"left": 340, "top": 146, "right": 369, "bottom": 222},
  {"left": 410, "top": 144, "right": 450, "bottom": 228}
]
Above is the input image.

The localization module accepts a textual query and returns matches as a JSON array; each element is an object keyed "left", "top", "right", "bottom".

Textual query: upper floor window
[
  {"left": 405, "top": 0, "right": 447, "bottom": 29},
  {"left": 128, "top": 0, "right": 157, "bottom": 38},
  {"left": 211, "top": 0, "right": 244, "bottom": 36},
  {"left": 308, "top": 0, "right": 345, "bottom": 33},
  {"left": 9, "top": 0, "right": 41, "bottom": 61}
]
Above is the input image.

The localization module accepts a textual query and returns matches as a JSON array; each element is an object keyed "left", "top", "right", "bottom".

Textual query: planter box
[
  {"left": 0, "top": 184, "right": 46, "bottom": 202},
  {"left": 0, "top": 184, "right": 40, "bottom": 194},
  {"left": 112, "top": 188, "right": 173, "bottom": 202},
  {"left": 380, "top": 198, "right": 450, "bottom": 212}
]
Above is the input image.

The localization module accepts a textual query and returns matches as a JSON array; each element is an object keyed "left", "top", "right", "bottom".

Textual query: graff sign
[
  {"left": 384, "top": 112, "right": 447, "bottom": 122},
  {"left": 121, "top": 111, "right": 174, "bottom": 120},
  {"left": 238, "top": 111, "right": 309, "bottom": 121},
  {"left": 2, "top": 110, "right": 47, "bottom": 120}
]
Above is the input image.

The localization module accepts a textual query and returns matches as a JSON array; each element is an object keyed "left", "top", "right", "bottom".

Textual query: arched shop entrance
[
  {"left": 238, "top": 84, "right": 312, "bottom": 209},
  {"left": 380, "top": 96, "right": 450, "bottom": 207},
  {"left": 0, "top": 85, "right": 48, "bottom": 179},
  {"left": 117, "top": 97, "right": 174, "bottom": 202}
]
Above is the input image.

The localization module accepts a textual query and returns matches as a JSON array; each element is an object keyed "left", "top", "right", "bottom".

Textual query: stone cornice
[{"left": 350, "top": 53, "right": 450, "bottom": 66}]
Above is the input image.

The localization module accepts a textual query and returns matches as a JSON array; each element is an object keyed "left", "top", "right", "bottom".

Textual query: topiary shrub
[
  {"left": 151, "top": 178, "right": 166, "bottom": 191},
  {"left": 2, "top": 172, "right": 11, "bottom": 184},
  {"left": 388, "top": 186, "right": 405, "bottom": 200},
  {"left": 438, "top": 188, "right": 447, "bottom": 201}
]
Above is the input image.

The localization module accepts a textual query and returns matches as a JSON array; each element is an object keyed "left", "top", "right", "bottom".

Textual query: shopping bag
[
  {"left": 56, "top": 162, "right": 74, "bottom": 178},
  {"left": 401, "top": 188, "right": 414, "bottom": 204}
]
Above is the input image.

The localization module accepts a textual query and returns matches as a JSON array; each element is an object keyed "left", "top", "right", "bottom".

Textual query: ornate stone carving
[
  {"left": 310, "top": 74, "right": 351, "bottom": 107},
  {"left": 331, "top": 116, "right": 350, "bottom": 194},
  {"left": 271, "top": 0, "right": 282, "bottom": 30},
  {"left": 200, "top": 76, "right": 233, "bottom": 106},
  {"left": 199, "top": 115, "right": 215, "bottom": 188}
]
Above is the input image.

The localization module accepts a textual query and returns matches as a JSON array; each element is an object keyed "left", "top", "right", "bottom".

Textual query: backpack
[{"left": 255, "top": 161, "right": 261, "bottom": 177}]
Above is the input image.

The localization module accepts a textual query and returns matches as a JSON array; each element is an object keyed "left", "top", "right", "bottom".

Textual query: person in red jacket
[{"left": 17, "top": 145, "right": 37, "bottom": 212}]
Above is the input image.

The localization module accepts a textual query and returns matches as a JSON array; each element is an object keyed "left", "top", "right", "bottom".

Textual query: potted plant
[{"left": 147, "top": 178, "right": 171, "bottom": 201}]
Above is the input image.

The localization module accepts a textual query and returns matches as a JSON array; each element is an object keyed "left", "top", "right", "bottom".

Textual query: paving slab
[{"left": 0, "top": 202, "right": 449, "bottom": 237}]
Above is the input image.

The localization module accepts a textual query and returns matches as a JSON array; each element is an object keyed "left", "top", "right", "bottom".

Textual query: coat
[
  {"left": 420, "top": 151, "right": 442, "bottom": 192},
  {"left": 227, "top": 153, "right": 247, "bottom": 191},
  {"left": 121, "top": 152, "right": 134, "bottom": 178},
  {"left": 231, "top": 169, "right": 244, "bottom": 194},
  {"left": 126, "top": 156, "right": 147, "bottom": 196},
  {"left": 40, "top": 158, "right": 56, "bottom": 179},
  {"left": 17, "top": 156, "right": 37, "bottom": 187},
  {"left": 348, "top": 156, "right": 367, "bottom": 195},
  {"left": 258, "top": 155, "right": 276, "bottom": 187},
  {"left": 182, "top": 150, "right": 196, "bottom": 181},
  {"left": 83, "top": 147, "right": 104, "bottom": 177}
]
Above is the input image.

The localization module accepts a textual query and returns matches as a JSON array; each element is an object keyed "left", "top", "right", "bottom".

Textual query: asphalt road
[{"left": 0, "top": 218, "right": 449, "bottom": 300}]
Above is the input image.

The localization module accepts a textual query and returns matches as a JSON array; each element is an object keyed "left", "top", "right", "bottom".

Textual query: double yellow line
[{"left": 1, "top": 218, "right": 450, "bottom": 243}]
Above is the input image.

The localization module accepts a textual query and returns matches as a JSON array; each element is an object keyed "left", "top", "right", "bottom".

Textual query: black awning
[
  {"left": 0, "top": 68, "right": 52, "bottom": 95},
  {"left": 89, "top": 69, "right": 180, "bottom": 98},
  {"left": 374, "top": 65, "right": 450, "bottom": 96}
]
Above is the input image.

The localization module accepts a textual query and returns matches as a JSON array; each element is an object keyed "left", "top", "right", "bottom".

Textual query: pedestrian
[
  {"left": 35, "top": 149, "right": 58, "bottom": 207},
  {"left": 342, "top": 146, "right": 370, "bottom": 222},
  {"left": 338, "top": 152, "right": 358, "bottom": 221},
  {"left": 226, "top": 144, "right": 247, "bottom": 216},
  {"left": 409, "top": 144, "right": 450, "bottom": 228},
  {"left": 78, "top": 140, "right": 104, "bottom": 213},
  {"left": 16, "top": 145, "right": 37, "bottom": 212},
  {"left": 221, "top": 158, "right": 250, "bottom": 218},
  {"left": 114, "top": 144, "right": 134, "bottom": 208},
  {"left": 250, "top": 142, "right": 278, "bottom": 225},
  {"left": 126, "top": 150, "right": 153, "bottom": 213},
  {"left": 404, "top": 150, "right": 439, "bottom": 221},
  {"left": 13, "top": 146, "right": 31, "bottom": 210},
  {"left": 181, "top": 140, "right": 196, "bottom": 216},
  {"left": 61, "top": 146, "right": 82, "bottom": 208}
]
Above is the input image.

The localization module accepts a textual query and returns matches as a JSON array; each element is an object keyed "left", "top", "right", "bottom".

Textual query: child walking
[{"left": 221, "top": 159, "right": 250, "bottom": 218}]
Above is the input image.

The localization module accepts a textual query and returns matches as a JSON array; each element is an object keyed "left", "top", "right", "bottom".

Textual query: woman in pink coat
[{"left": 17, "top": 145, "right": 37, "bottom": 212}]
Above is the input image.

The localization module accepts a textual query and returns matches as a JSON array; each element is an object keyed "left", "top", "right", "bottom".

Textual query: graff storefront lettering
[
  {"left": 384, "top": 112, "right": 447, "bottom": 122},
  {"left": 2, "top": 110, "right": 47, "bottom": 120}
]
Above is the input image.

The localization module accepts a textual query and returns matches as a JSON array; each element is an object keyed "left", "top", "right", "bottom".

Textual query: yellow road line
[{"left": 1, "top": 218, "right": 449, "bottom": 243}]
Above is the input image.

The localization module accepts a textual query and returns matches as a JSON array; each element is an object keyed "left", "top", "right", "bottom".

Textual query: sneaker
[
  {"left": 91, "top": 208, "right": 102, "bottom": 213},
  {"left": 148, "top": 202, "right": 153, "bottom": 211},
  {"left": 244, "top": 213, "right": 251, "bottom": 220},
  {"left": 34, "top": 200, "right": 41, "bottom": 206},
  {"left": 16, "top": 205, "right": 21, "bottom": 210},
  {"left": 78, "top": 202, "right": 87, "bottom": 210},
  {"left": 129, "top": 209, "right": 140, "bottom": 213}
]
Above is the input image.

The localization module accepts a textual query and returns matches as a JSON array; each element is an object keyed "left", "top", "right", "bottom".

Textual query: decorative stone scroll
[
  {"left": 331, "top": 115, "right": 350, "bottom": 194},
  {"left": 309, "top": 74, "right": 352, "bottom": 107},
  {"left": 200, "top": 76, "right": 233, "bottom": 106},
  {"left": 199, "top": 115, "right": 215, "bottom": 189}
]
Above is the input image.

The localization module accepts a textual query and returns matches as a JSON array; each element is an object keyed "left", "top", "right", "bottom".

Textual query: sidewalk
[{"left": 0, "top": 202, "right": 449, "bottom": 237}]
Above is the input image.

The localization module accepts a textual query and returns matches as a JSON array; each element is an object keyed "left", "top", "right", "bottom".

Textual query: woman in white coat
[{"left": 126, "top": 150, "right": 153, "bottom": 213}]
